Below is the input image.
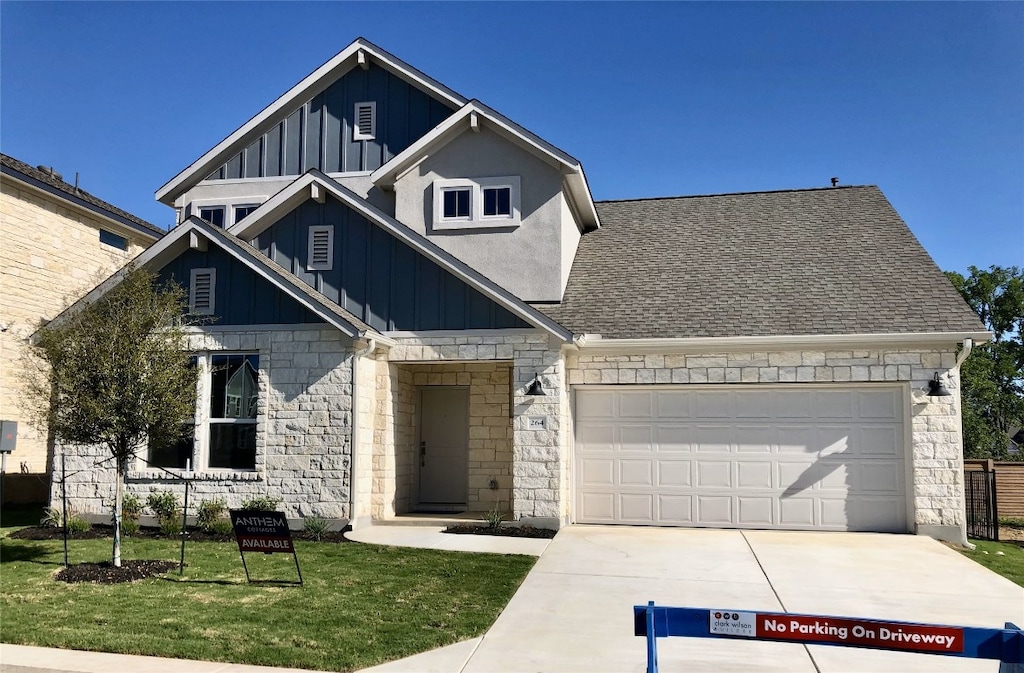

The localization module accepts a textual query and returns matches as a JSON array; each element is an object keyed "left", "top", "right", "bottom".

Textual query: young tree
[
  {"left": 946, "top": 266, "right": 1024, "bottom": 459},
  {"left": 30, "top": 268, "right": 198, "bottom": 566}
]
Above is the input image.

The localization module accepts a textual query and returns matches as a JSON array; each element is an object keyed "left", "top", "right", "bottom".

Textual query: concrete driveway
[{"left": 461, "top": 526, "right": 1024, "bottom": 673}]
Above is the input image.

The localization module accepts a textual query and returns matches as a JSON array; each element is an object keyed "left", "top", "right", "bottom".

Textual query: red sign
[{"left": 755, "top": 614, "right": 964, "bottom": 653}]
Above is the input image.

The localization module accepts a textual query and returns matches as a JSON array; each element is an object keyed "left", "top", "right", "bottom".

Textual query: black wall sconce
[
  {"left": 525, "top": 373, "right": 547, "bottom": 396},
  {"left": 927, "top": 372, "right": 952, "bottom": 397}
]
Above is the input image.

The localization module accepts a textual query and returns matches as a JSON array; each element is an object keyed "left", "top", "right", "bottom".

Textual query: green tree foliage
[
  {"left": 30, "top": 268, "right": 198, "bottom": 565},
  {"left": 946, "top": 266, "right": 1024, "bottom": 459}
]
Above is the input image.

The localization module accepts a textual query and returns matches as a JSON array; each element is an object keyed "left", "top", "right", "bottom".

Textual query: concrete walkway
[
  {"left": 344, "top": 525, "right": 550, "bottom": 556},
  {"left": 3, "top": 527, "right": 1020, "bottom": 673}
]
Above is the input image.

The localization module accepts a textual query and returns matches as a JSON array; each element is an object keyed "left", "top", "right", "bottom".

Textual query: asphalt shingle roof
[
  {"left": 1, "top": 153, "right": 164, "bottom": 237},
  {"left": 539, "top": 186, "right": 985, "bottom": 339}
]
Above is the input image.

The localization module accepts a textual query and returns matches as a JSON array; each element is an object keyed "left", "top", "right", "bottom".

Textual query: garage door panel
[
  {"left": 620, "top": 459, "right": 653, "bottom": 486},
  {"left": 619, "top": 493, "right": 654, "bottom": 522},
  {"left": 657, "top": 461, "right": 691, "bottom": 487},
  {"left": 575, "top": 386, "right": 907, "bottom": 532},
  {"left": 658, "top": 495, "right": 693, "bottom": 523},
  {"left": 697, "top": 496, "right": 732, "bottom": 524}
]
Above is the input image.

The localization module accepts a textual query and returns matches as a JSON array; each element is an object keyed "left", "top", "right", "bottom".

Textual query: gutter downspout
[
  {"left": 954, "top": 338, "right": 974, "bottom": 549},
  {"left": 349, "top": 338, "right": 376, "bottom": 530},
  {"left": 955, "top": 338, "right": 973, "bottom": 368}
]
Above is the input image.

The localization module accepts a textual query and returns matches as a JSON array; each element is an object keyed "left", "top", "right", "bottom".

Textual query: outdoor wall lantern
[
  {"left": 927, "top": 372, "right": 952, "bottom": 397},
  {"left": 525, "top": 373, "right": 547, "bottom": 396}
]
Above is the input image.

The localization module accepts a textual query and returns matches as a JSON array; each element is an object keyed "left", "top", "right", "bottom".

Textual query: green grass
[
  {"left": 0, "top": 530, "right": 535, "bottom": 671},
  {"left": 960, "top": 539, "right": 1024, "bottom": 588}
]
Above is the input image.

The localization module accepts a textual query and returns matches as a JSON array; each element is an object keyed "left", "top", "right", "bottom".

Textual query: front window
[
  {"left": 442, "top": 188, "right": 471, "bottom": 219},
  {"left": 208, "top": 354, "right": 259, "bottom": 470},
  {"left": 147, "top": 356, "right": 198, "bottom": 470},
  {"left": 199, "top": 206, "right": 225, "bottom": 228},
  {"left": 482, "top": 186, "right": 512, "bottom": 217},
  {"left": 233, "top": 204, "right": 258, "bottom": 223}
]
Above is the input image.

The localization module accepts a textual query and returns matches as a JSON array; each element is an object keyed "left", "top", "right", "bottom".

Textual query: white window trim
[
  {"left": 233, "top": 203, "right": 260, "bottom": 225},
  {"left": 353, "top": 101, "right": 376, "bottom": 141},
  {"left": 189, "top": 268, "right": 216, "bottom": 315},
  {"left": 432, "top": 176, "right": 521, "bottom": 231},
  {"left": 307, "top": 225, "right": 335, "bottom": 271},
  {"left": 188, "top": 196, "right": 268, "bottom": 227},
  {"left": 198, "top": 352, "right": 260, "bottom": 473}
]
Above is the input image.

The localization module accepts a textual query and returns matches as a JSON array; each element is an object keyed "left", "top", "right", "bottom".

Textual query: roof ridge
[{"left": 596, "top": 185, "right": 877, "bottom": 204}]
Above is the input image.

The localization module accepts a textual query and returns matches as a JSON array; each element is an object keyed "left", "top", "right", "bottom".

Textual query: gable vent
[
  {"left": 307, "top": 225, "right": 334, "bottom": 271},
  {"left": 189, "top": 268, "right": 216, "bottom": 315},
  {"left": 353, "top": 102, "right": 376, "bottom": 141}
]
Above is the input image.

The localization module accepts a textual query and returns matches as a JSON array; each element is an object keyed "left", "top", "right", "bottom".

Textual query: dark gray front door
[{"left": 418, "top": 387, "right": 469, "bottom": 506}]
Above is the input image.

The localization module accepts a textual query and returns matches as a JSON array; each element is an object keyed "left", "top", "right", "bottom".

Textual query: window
[
  {"left": 307, "top": 225, "right": 334, "bottom": 271},
  {"left": 442, "top": 187, "right": 471, "bottom": 219},
  {"left": 483, "top": 186, "right": 512, "bottom": 217},
  {"left": 99, "top": 229, "right": 129, "bottom": 250},
  {"left": 233, "top": 204, "right": 258, "bottom": 223},
  {"left": 148, "top": 357, "right": 198, "bottom": 469},
  {"left": 353, "top": 101, "right": 376, "bottom": 141},
  {"left": 189, "top": 268, "right": 216, "bottom": 315},
  {"left": 207, "top": 354, "right": 258, "bottom": 470},
  {"left": 199, "top": 207, "right": 225, "bottom": 228},
  {"left": 432, "top": 177, "right": 521, "bottom": 230}
]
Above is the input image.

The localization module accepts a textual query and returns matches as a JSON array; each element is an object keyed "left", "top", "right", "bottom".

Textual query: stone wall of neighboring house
[
  {"left": 0, "top": 181, "right": 151, "bottom": 477},
  {"left": 381, "top": 332, "right": 567, "bottom": 527},
  {"left": 565, "top": 347, "right": 967, "bottom": 541},
  {"left": 51, "top": 327, "right": 355, "bottom": 522}
]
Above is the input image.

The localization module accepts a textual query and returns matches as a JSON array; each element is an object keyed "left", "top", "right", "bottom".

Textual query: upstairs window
[
  {"left": 307, "top": 225, "right": 335, "bottom": 271},
  {"left": 233, "top": 204, "right": 258, "bottom": 223},
  {"left": 99, "top": 229, "right": 129, "bottom": 250},
  {"left": 353, "top": 102, "right": 376, "bottom": 141},
  {"left": 189, "top": 268, "right": 216, "bottom": 315},
  {"left": 433, "top": 177, "right": 521, "bottom": 230},
  {"left": 199, "top": 207, "right": 225, "bottom": 228},
  {"left": 442, "top": 187, "right": 471, "bottom": 219}
]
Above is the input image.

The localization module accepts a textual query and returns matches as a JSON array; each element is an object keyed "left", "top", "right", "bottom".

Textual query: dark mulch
[
  {"left": 443, "top": 524, "right": 556, "bottom": 539},
  {"left": 8, "top": 525, "right": 350, "bottom": 544},
  {"left": 55, "top": 560, "right": 178, "bottom": 584}
]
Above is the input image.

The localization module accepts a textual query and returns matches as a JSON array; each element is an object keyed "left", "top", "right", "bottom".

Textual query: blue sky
[{"left": 2, "top": 2, "right": 1021, "bottom": 275}]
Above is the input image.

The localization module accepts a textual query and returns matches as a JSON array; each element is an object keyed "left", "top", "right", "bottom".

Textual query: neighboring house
[
  {"left": 0, "top": 154, "right": 163, "bottom": 493},
  {"left": 52, "top": 39, "right": 988, "bottom": 544}
]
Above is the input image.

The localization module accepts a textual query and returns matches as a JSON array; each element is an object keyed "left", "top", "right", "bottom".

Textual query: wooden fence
[{"left": 964, "top": 460, "right": 1024, "bottom": 519}]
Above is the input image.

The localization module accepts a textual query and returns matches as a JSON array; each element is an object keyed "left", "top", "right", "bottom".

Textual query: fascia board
[
  {"left": 234, "top": 172, "right": 571, "bottom": 341},
  {"left": 3, "top": 166, "right": 163, "bottom": 241},
  {"left": 155, "top": 38, "right": 468, "bottom": 206},
  {"left": 575, "top": 332, "right": 995, "bottom": 354}
]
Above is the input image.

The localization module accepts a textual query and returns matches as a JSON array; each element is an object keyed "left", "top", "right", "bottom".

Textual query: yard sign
[{"left": 229, "top": 509, "right": 303, "bottom": 585}]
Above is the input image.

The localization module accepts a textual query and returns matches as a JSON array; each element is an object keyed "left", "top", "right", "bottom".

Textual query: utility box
[{"left": 0, "top": 420, "right": 17, "bottom": 453}]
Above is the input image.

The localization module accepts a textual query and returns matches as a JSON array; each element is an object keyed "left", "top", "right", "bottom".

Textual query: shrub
[
  {"left": 483, "top": 506, "right": 504, "bottom": 530},
  {"left": 121, "top": 518, "right": 140, "bottom": 536},
  {"left": 120, "top": 493, "right": 143, "bottom": 535},
  {"left": 147, "top": 491, "right": 183, "bottom": 536},
  {"left": 66, "top": 514, "right": 91, "bottom": 534},
  {"left": 196, "top": 498, "right": 228, "bottom": 532},
  {"left": 303, "top": 516, "right": 329, "bottom": 542},
  {"left": 240, "top": 495, "right": 282, "bottom": 511},
  {"left": 41, "top": 506, "right": 65, "bottom": 528},
  {"left": 208, "top": 518, "right": 234, "bottom": 536}
]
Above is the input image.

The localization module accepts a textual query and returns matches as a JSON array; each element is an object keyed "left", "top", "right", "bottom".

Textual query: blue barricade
[{"left": 634, "top": 602, "right": 1024, "bottom": 673}]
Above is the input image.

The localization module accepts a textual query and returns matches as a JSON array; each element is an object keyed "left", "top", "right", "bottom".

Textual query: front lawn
[
  {"left": 960, "top": 539, "right": 1024, "bottom": 588},
  {"left": 0, "top": 531, "right": 535, "bottom": 671}
]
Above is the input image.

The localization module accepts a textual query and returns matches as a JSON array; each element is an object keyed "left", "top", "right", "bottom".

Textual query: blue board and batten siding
[
  {"left": 207, "top": 64, "right": 454, "bottom": 181},
  {"left": 158, "top": 248, "right": 325, "bottom": 326},
  {"left": 253, "top": 197, "right": 530, "bottom": 332}
]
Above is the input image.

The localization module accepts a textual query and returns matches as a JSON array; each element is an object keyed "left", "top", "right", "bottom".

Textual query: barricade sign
[
  {"left": 634, "top": 602, "right": 1024, "bottom": 673},
  {"left": 229, "top": 509, "right": 303, "bottom": 585}
]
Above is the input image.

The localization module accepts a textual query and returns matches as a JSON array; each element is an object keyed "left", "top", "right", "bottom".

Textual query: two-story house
[
  {"left": 53, "top": 39, "right": 988, "bottom": 544},
  {"left": 1, "top": 154, "right": 162, "bottom": 501}
]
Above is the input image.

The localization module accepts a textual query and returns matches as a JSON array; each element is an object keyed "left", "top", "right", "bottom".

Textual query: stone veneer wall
[
  {"left": 566, "top": 347, "right": 967, "bottom": 540},
  {"left": 1, "top": 181, "right": 151, "bottom": 475},
  {"left": 50, "top": 327, "right": 355, "bottom": 521},
  {"left": 382, "top": 332, "right": 565, "bottom": 526}
]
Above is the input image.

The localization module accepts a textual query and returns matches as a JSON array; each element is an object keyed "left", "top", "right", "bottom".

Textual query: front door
[{"left": 418, "top": 387, "right": 469, "bottom": 508}]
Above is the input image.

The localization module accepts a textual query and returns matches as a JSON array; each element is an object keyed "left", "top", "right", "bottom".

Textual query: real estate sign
[{"left": 229, "top": 510, "right": 294, "bottom": 554}]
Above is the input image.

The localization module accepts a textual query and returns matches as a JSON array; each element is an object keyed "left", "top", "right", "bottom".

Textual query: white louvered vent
[
  {"left": 353, "top": 102, "right": 376, "bottom": 141},
  {"left": 189, "top": 268, "right": 216, "bottom": 315},
  {"left": 307, "top": 226, "right": 334, "bottom": 271}
]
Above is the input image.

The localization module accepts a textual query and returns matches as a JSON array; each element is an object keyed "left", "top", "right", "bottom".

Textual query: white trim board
[{"left": 572, "top": 332, "right": 993, "bottom": 354}]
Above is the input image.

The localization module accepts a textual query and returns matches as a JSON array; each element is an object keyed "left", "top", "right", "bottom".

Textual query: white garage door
[{"left": 574, "top": 386, "right": 908, "bottom": 532}]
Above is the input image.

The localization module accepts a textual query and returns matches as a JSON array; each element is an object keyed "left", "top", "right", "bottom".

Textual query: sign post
[
  {"left": 229, "top": 509, "right": 302, "bottom": 585},
  {"left": 0, "top": 420, "right": 16, "bottom": 511},
  {"left": 635, "top": 603, "right": 1024, "bottom": 673}
]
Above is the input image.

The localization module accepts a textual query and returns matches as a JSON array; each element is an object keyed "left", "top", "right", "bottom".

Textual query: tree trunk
[{"left": 113, "top": 459, "right": 124, "bottom": 568}]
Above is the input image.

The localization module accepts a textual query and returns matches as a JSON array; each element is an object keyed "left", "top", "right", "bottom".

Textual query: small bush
[
  {"left": 121, "top": 518, "right": 140, "bottom": 536},
  {"left": 240, "top": 495, "right": 282, "bottom": 511},
  {"left": 66, "top": 514, "right": 91, "bottom": 534},
  {"left": 147, "top": 491, "right": 183, "bottom": 536},
  {"left": 121, "top": 493, "right": 143, "bottom": 520},
  {"left": 303, "top": 516, "right": 329, "bottom": 542},
  {"left": 483, "top": 506, "right": 504, "bottom": 530},
  {"left": 208, "top": 518, "right": 234, "bottom": 536},
  {"left": 196, "top": 498, "right": 228, "bottom": 532},
  {"left": 41, "top": 506, "right": 65, "bottom": 528}
]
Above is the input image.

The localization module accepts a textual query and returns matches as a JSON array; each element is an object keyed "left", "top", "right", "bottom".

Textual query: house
[
  {"left": 0, "top": 154, "right": 163, "bottom": 500},
  {"left": 51, "top": 38, "right": 989, "bottom": 544}
]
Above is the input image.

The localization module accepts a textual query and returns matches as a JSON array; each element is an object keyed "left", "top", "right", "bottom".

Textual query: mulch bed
[
  {"left": 443, "top": 524, "right": 556, "bottom": 539},
  {"left": 8, "top": 525, "right": 350, "bottom": 544},
  {"left": 54, "top": 560, "right": 179, "bottom": 584}
]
